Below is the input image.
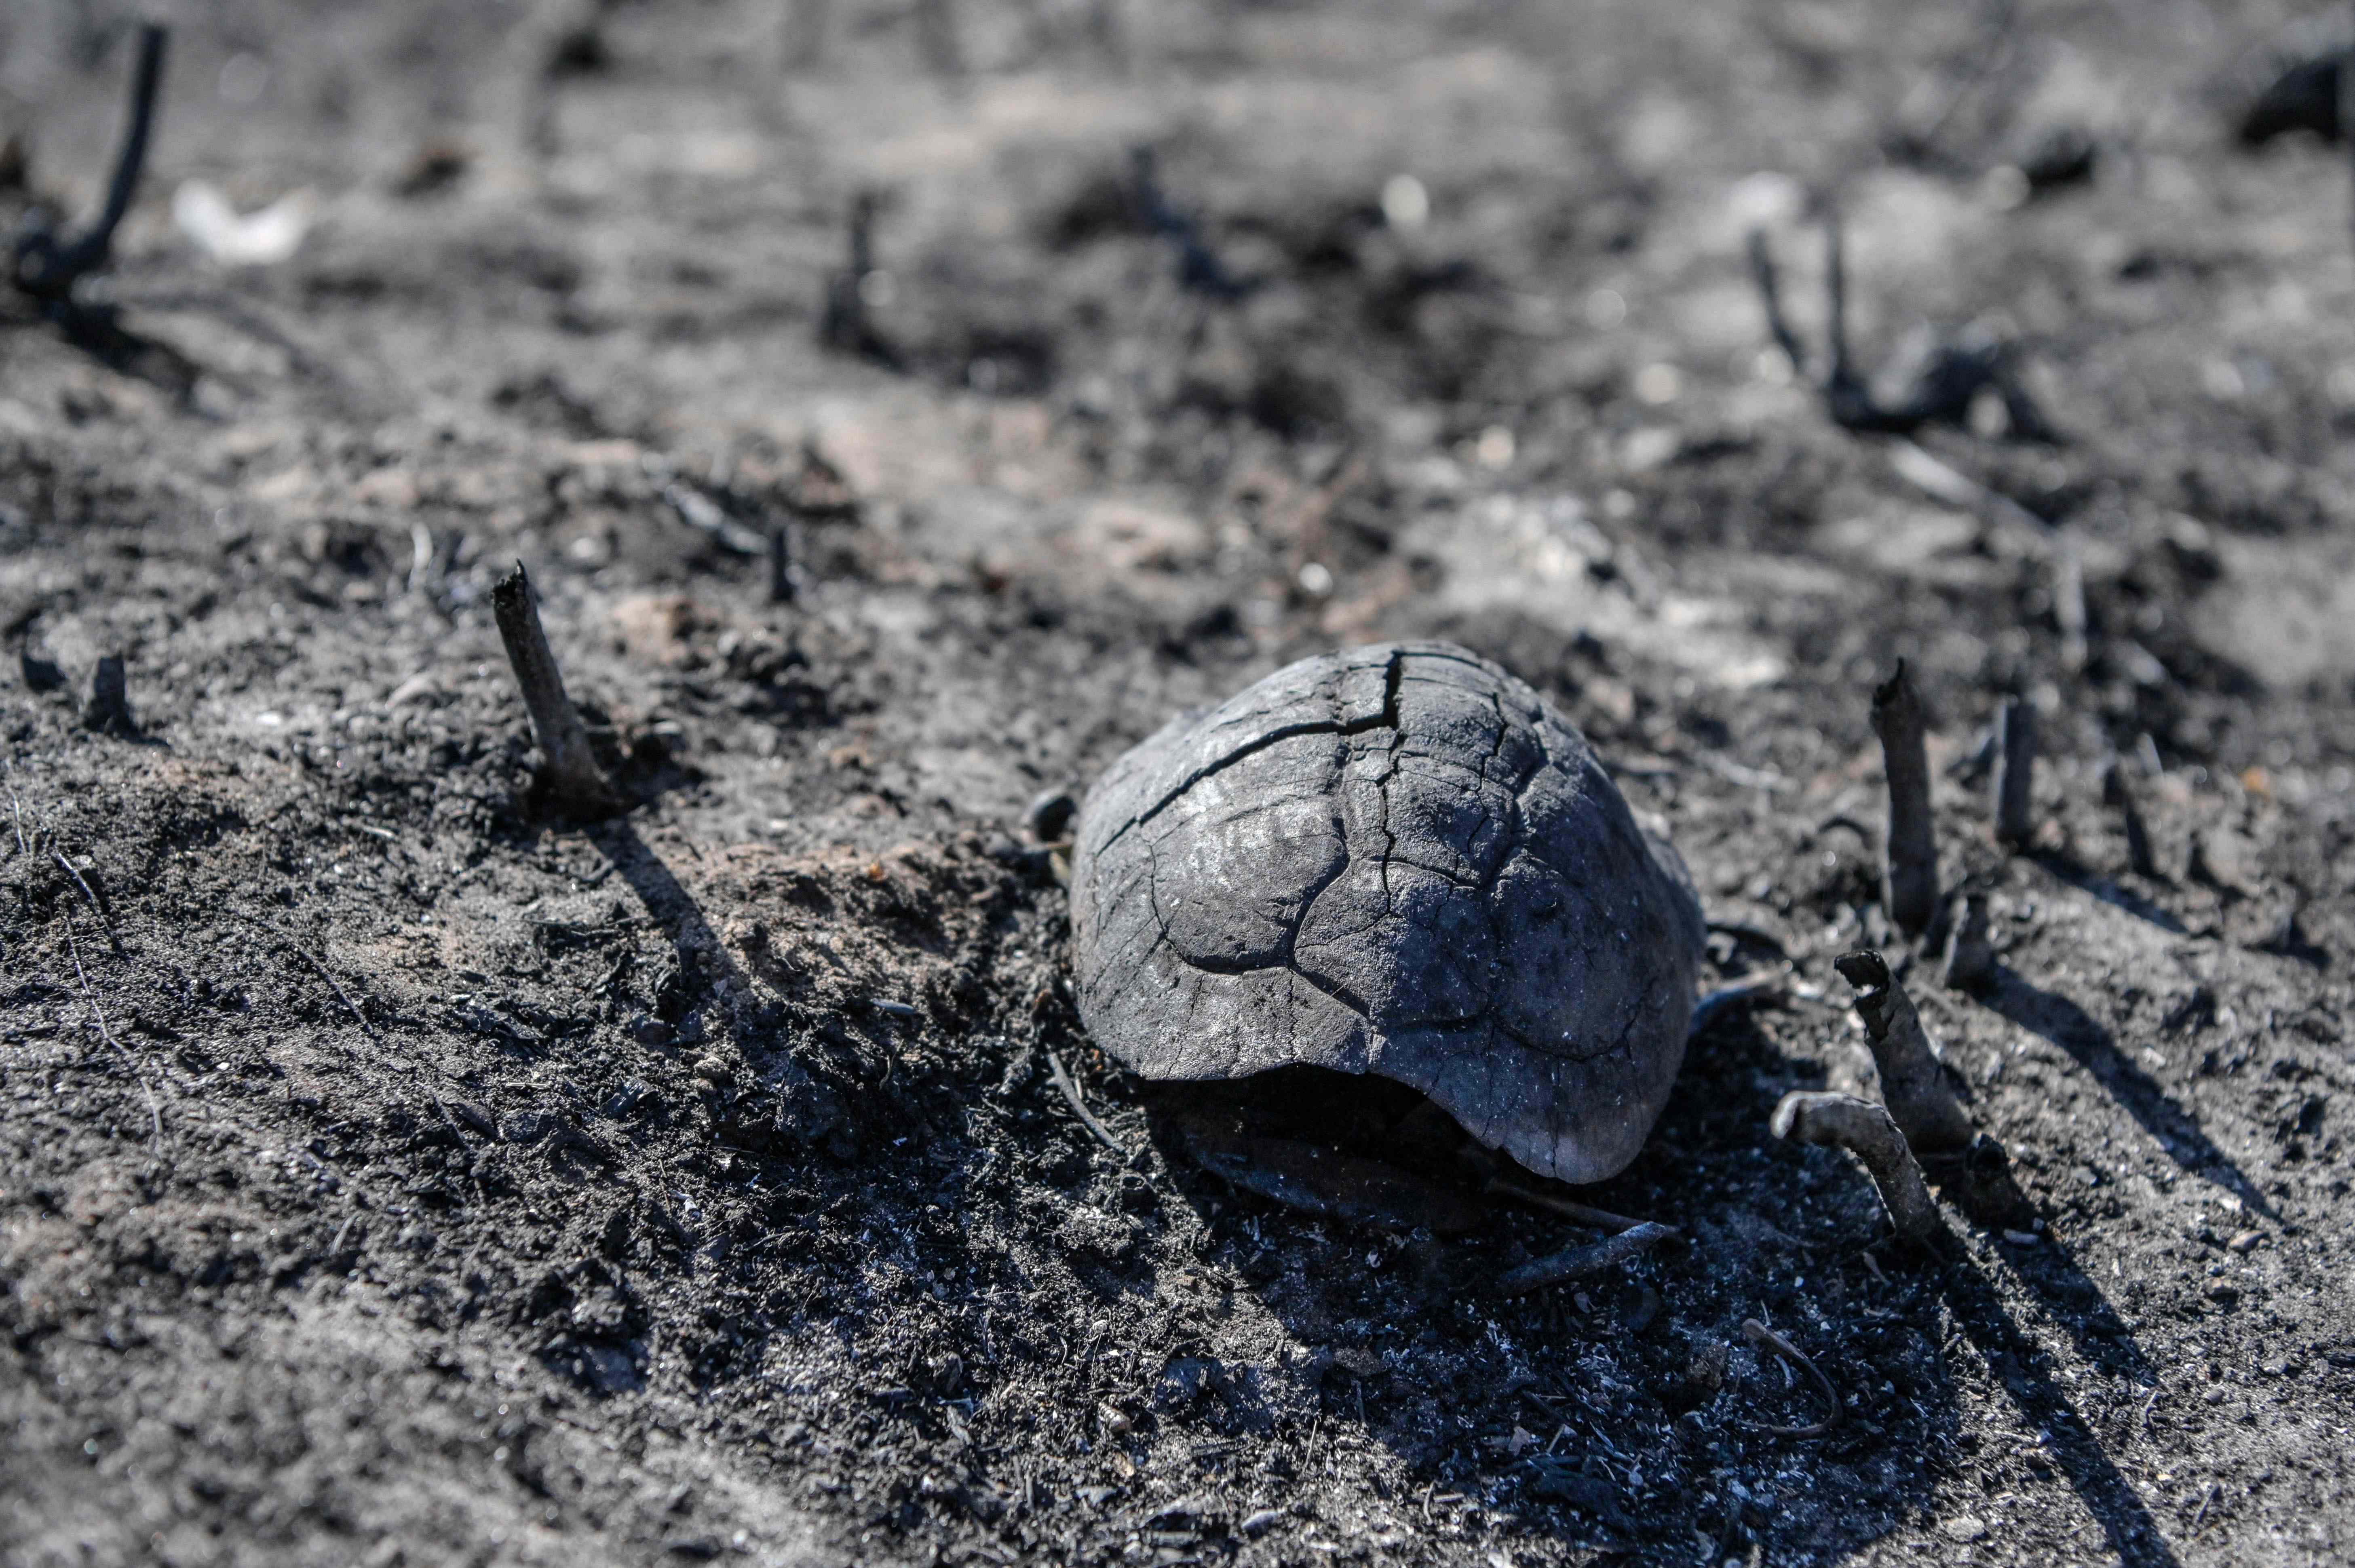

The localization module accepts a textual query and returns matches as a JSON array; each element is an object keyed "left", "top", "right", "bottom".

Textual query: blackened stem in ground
[
  {"left": 1483, "top": 1178, "right": 1663, "bottom": 1235},
  {"left": 1994, "top": 695, "right": 2036, "bottom": 847},
  {"left": 1870, "top": 659, "right": 1939, "bottom": 937},
  {"left": 1045, "top": 1048, "right": 1125, "bottom": 1153},
  {"left": 1771, "top": 1090, "right": 1938, "bottom": 1243},
  {"left": 1495, "top": 1219, "right": 1673, "bottom": 1296},
  {"left": 65, "top": 918, "right": 161, "bottom": 1155},
  {"left": 491, "top": 563, "right": 625, "bottom": 821},
  {"left": 1741, "top": 1317, "right": 1844, "bottom": 1436},
  {"left": 12, "top": 23, "right": 167, "bottom": 301},
  {"left": 769, "top": 522, "right": 796, "bottom": 604},
  {"left": 2101, "top": 755, "right": 2157, "bottom": 877},
  {"left": 1834, "top": 948, "right": 1975, "bottom": 1155},
  {"left": 1940, "top": 891, "right": 1996, "bottom": 991}
]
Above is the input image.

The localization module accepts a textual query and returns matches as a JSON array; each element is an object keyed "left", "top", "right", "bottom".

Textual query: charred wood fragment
[
  {"left": 491, "top": 563, "right": 625, "bottom": 821},
  {"left": 1870, "top": 660, "right": 1939, "bottom": 937},
  {"left": 1834, "top": 949, "right": 1973, "bottom": 1157},
  {"left": 1771, "top": 1091, "right": 1938, "bottom": 1242},
  {"left": 1496, "top": 1220, "right": 1675, "bottom": 1296},
  {"left": 2100, "top": 754, "right": 2157, "bottom": 878},
  {"left": 1993, "top": 695, "right": 2036, "bottom": 848},
  {"left": 82, "top": 654, "right": 135, "bottom": 736}
]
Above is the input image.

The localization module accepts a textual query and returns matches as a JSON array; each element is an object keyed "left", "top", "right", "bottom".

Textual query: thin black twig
[
  {"left": 2100, "top": 755, "right": 2157, "bottom": 878},
  {"left": 1495, "top": 1220, "right": 1673, "bottom": 1296},
  {"left": 1044, "top": 1048, "right": 1126, "bottom": 1154},
  {"left": 1940, "top": 891, "right": 1996, "bottom": 991},
  {"left": 1740, "top": 1319, "right": 1842, "bottom": 1437},
  {"left": 64, "top": 919, "right": 161, "bottom": 1154},
  {"left": 1870, "top": 660, "right": 1939, "bottom": 937},
  {"left": 1834, "top": 949, "right": 1974, "bottom": 1156},
  {"left": 11, "top": 23, "right": 168, "bottom": 303},
  {"left": 1747, "top": 209, "right": 2055, "bottom": 440},
  {"left": 1771, "top": 1090, "right": 1939, "bottom": 1241},
  {"left": 1483, "top": 1178, "right": 1664, "bottom": 1235},
  {"left": 51, "top": 847, "right": 123, "bottom": 955},
  {"left": 292, "top": 944, "right": 377, "bottom": 1039},
  {"left": 818, "top": 192, "right": 905, "bottom": 370},
  {"left": 1994, "top": 695, "right": 2036, "bottom": 848}
]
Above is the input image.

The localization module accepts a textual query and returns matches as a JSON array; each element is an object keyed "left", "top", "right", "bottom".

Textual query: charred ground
[{"left": 2, "top": 2, "right": 2353, "bottom": 1565}]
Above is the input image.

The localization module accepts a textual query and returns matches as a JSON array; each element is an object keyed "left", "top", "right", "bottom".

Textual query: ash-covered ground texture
[{"left": 1, "top": 2, "right": 2352, "bottom": 1565}]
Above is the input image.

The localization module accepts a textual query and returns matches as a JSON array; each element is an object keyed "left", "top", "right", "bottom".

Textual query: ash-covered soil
[{"left": 2, "top": 3, "right": 2353, "bottom": 1565}]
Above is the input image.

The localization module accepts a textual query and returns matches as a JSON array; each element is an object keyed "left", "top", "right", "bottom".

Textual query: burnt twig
[
  {"left": 1939, "top": 891, "right": 1996, "bottom": 991},
  {"left": 1833, "top": 950, "right": 1973, "bottom": 1156},
  {"left": 65, "top": 919, "right": 161, "bottom": 1155},
  {"left": 1496, "top": 1220, "right": 1674, "bottom": 1296},
  {"left": 1746, "top": 211, "right": 2054, "bottom": 440},
  {"left": 1870, "top": 660, "right": 1939, "bottom": 937},
  {"left": 2100, "top": 755, "right": 2157, "bottom": 878},
  {"left": 490, "top": 563, "right": 626, "bottom": 821},
  {"left": 1739, "top": 1318, "right": 1843, "bottom": 1437},
  {"left": 1483, "top": 1178, "right": 1665, "bottom": 1235},
  {"left": 1993, "top": 695, "right": 2036, "bottom": 848},
  {"left": 1688, "top": 972, "right": 1785, "bottom": 1038},
  {"left": 1770, "top": 1091, "right": 1938, "bottom": 1242},
  {"left": 81, "top": 654, "right": 135, "bottom": 736},
  {"left": 2055, "top": 530, "right": 2088, "bottom": 674},
  {"left": 1045, "top": 1048, "right": 1126, "bottom": 1154},
  {"left": 11, "top": 23, "right": 168, "bottom": 305},
  {"left": 51, "top": 847, "right": 123, "bottom": 955},
  {"left": 768, "top": 523, "right": 797, "bottom": 605},
  {"left": 818, "top": 191, "right": 904, "bottom": 370}
]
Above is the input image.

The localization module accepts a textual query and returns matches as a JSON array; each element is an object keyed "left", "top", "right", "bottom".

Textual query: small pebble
[
  {"left": 2002, "top": 1229, "right": 2039, "bottom": 1246},
  {"left": 1943, "top": 1515, "right": 1989, "bottom": 1542},
  {"left": 2228, "top": 1229, "right": 2263, "bottom": 1254},
  {"left": 1241, "top": 1509, "right": 1285, "bottom": 1537}
]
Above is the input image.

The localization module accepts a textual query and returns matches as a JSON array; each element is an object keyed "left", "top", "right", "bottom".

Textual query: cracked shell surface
[{"left": 1070, "top": 641, "right": 1707, "bottom": 1183}]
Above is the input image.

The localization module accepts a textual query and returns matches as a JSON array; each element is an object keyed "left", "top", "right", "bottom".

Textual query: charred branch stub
[
  {"left": 1740, "top": 1318, "right": 1844, "bottom": 1438},
  {"left": 819, "top": 192, "right": 903, "bottom": 371},
  {"left": 82, "top": 654, "right": 135, "bottom": 736},
  {"left": 1024, "top": 787, "right": 1078, "bottom": 845},
  {"left": 1870, "top": 660, "right": 1939, "bottom": 938},
  {"left": 1745, "top": 209, "right": 2055, "bottom": 440},
  {"left": 1993, "top": 695, "right": 2036, "bottom": 848},
  {"left": 1833, "top": 949, "right": 1973, "bottom": 1156},
  {"left": 1940, "top": 891, "right": 1996, "bottom": 991},
  {"left": 1770, "top": 1091, "right": 1939, "bottom": 1243},
  {"left": 2100, "top": 754, "right": 2157, "bottom": 877},
  {"left": 11, "top": 23, "right": 167, "bottom": 308},
  {"left": 490, "top": 564, "right": 625, "bottom": 821},
  {"left": 767, "top": 523, "right": 797, "bottom": 605},
  {"left": 1496, "top": 1220, "right": 1675, "bottom": 1296}
]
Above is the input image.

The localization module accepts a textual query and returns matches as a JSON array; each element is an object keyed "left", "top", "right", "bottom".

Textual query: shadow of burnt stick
[
  {"left": 1983, "top": 965, "right": 2275, "bottom": 1220},
  {"left": 1937, "top": 1249, "right": 2183, "bottom": 1568},
  {"left": 585, "top": 819, "right": 863, "bottom": 1161},
  {"left": 2030, "top": 848, "right": 2186, "bottom": 936}
]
